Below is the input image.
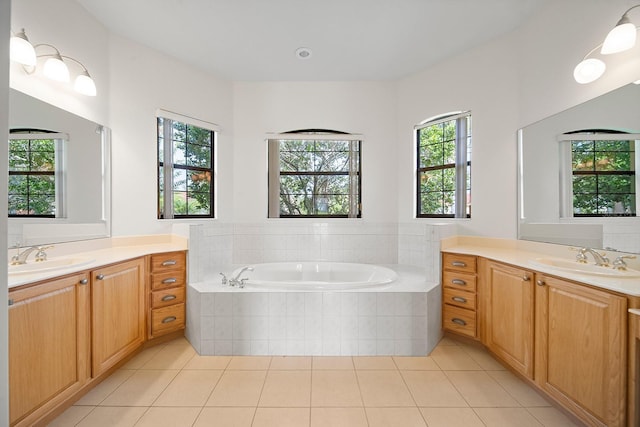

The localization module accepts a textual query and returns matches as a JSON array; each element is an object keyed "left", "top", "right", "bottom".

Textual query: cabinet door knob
[
  {"left": 96, "top": 274, "right": 105, "bottom": 280},
  {"left": 522, "top": 275, "right": 530, "bottom": 281},
  {"left": 452, "top": 296, "right": 467, "bottom": 303},
  {"left": 79, "top": 278, "right": 88, "bottom": 285},
  {"left": 451, "top": 261, "right": 467, "bottom": 267},
  {"left": 162, "top": 316, "right": 177, "bottom": 324},
  {"left": 162, "top": 260, "right": 177, "bottom": 266},
  {"left": 161, "top": 294, "right": 177, "bottom": 302},
  {"left": 451, "top": 279, "right": 467, "bottom": 286},
  {"left": 451, "top": 318, "right": 467, "bottom": 326},
  {"left": 536, "top": 280, "right": 546, "bottom": 287}
]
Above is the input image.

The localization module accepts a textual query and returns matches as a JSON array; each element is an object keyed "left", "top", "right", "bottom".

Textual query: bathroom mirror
[
  {"left": 8, "top": 89, "right": 111, "bottom": 246},
  {"left": 518, "top": 82, "right": 640, "bottom": 254}
]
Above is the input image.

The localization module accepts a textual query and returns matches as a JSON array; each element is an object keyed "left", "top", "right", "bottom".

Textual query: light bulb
[
  {"left": 573, "top": 58, "right": 606, "bottom": 84},
  {"left": 43, "top": 54, "right": 70, "bottom": 82},
  {"left": 10, "top": 29, "right": 36, "bottom": 66},
  {"left": 601, "top": 15, "right": 637, "bottom": 54},
  {"left": 74, "top": 71, "right": 97, "bottom": 96}
]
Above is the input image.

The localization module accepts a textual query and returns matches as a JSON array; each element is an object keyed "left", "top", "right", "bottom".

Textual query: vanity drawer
[
  {"left": 443, "top": 304, "right": 476, "bottom": 338},
  {"left": 151, "top": 270, "right": 186, "bottom": 291},
  {"left": 150, "top": 303, "right": 185, "bottom": 337},
  {"left": 442, "top": 271, "right": 477, "bottom": 292},
  {"left": 151, "top": 287, "right": 185, "bottom": 309},
  {"left": 150, "top": 252, "right": 186, "bottom": 273},
  {"left": 443, "top": 287, "right": 476, "bottom": 310},
  {"left": 442, "top": 253, "right": 477, "bottom": 274}
]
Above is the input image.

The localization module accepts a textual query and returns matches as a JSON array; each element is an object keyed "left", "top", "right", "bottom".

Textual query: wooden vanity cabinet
[
  {"left": 480, "top": 259, "right": 535, "bottom": 379},
  {"left": 441, "top": 252, "right": 478, "bottom": 338},
  {"left": 535, "top": 273, "right": 627, "bottom": 427},
  {"left": 8, "top": 273, "right": 90, "bottom": 427},
  {"left": 92, "top": 257, "right": 146, "bottom": 377},
  {"left": 148, "top": 251, "right": 187, "bottom": 339}
]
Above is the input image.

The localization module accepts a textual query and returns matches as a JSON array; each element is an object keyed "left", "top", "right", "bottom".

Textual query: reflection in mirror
[
  {"left": 518, "top": 83, "right": 640, "bottom": 254},
  {"left": 8, "top": 89, "right": 110, "bottom": 247}
]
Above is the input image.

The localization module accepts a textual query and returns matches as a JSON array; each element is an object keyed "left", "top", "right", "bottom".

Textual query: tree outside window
[
  {"left": 416, "top": 112, "right": 471, "bottom": 218},
  {"left": 157, "top": 116, "right": 215, "bottom": 219}
]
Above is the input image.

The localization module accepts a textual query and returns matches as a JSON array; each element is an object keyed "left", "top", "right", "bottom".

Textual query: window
[
  {"left": 157, "top": 112, "right": 216, "bottom": 219},
  {"left": 564, "top": 131, "right": 638, "bottom": 217},
  {"left": 8, "top": 130, "right": 64, "bottom": 217},
  {"left": 416, "top": 112, "right": 471, "bottom": 218},
  {"left": 268, "top": 130, "right": 361, "bottom": 218}
]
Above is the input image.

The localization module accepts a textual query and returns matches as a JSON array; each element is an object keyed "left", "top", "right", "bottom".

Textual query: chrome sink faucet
[
  {"left": 229, "top": 266, "right": 254, "bottom": 288},
  {"left": 576, "top": 247, "right": 610, "bottom": 267},
  {"left": 10, "top": 243, "right": 53, "bottom": 265}
]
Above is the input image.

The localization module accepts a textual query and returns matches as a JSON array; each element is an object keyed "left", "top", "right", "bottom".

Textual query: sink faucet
[
  {"left": 10, "top": 244, "right": 53, "bottom": 265},
  {"left": 229, "top": 266, "right": 254, "bottom": 288},
  {"left": 576, "top": 247, "right": 610, "bottom": 267}
]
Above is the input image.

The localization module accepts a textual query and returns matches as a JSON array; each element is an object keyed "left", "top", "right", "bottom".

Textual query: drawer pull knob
[
  {"left": 451, "top": 318, "right": 467, "bottom": 326},
  {"left": 452, "top": 296, "right": 467, "bottom": 303},
  {"left": 162, "top": 260, "right": 177, "bottom": 266},
  {"left": 451, "top": 261, "right": 467, "bottom": 267},
  {"left": 79, "top": 279, "right": 88, "bottom": 285},
  {"left": 162, "top": 278, "right": 177, "bottom": 284},
  {"left": 451, "top": 279, "right": 467, "bottom": 286},
  {"left": 536, "top": 280, "right": 546, "bottom": 287},
  {"left": 161, "top": 294, "right": 177, "bottom": 302},
  {"left": 162, "top": 316, "right": 177, "bottom": 324}
]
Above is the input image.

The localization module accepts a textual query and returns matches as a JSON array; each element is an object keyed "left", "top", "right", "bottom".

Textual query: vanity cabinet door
[
  {"left": 92, "top": 258, "right": 145, "bottom": 376},
  {"left": 9, "top": 273, "right": 90, "bottom": 426},
  {"left": 535, "top": 274, "right": 626, "bottom": 427},
  {"left": 480, "top": 259, "right": 534, "bottom": 379}
]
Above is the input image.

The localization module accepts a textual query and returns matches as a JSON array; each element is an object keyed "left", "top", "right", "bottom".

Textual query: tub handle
[
  {"left": 451, "top": 261, "right": 467, "bottom": 267},
  {"left": 451, "top": 318, "right": 467, "bottom": 326},
  {"left": 161, "top": 295, "right": 177, "bottom": 302},
  {"left": 162, "top": 278, "right": 177, "bottom": 284},
  {"left": 162, "top": 260, "right": 177, "bottom": 266},
  {"left": 451, "top": 279, "right": 466, "bottom": 286},
  {"left": 451, "top": 296, "right": 467, "bottom": 303},
  {"left": 162, "top": 316, "right": 177, "bottom": 324}
]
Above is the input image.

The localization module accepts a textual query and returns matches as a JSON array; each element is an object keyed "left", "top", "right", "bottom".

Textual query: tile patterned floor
[{"left": 48, "top": 336, "right": 582, "bottom": 426}]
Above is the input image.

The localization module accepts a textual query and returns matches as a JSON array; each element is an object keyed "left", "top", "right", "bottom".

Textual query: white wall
[
  {"left": 232, "top": 81, "right": 397, "bottom": 223},
  {"left": 108, "top": 34, "right": 233, "bottom": 235}
]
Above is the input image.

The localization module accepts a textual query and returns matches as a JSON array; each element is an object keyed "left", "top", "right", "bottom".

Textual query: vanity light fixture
[
  {"left": 9, "top": 28, "right": 97, "bottom": 96},
  {"left": 573, "top": 4, "right": 640, "bottom": 84}
]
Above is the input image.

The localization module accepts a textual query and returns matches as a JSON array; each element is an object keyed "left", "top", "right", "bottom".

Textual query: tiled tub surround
[
  {"left": 186, "top": 222, "right": 457, "bottom": 285},
  {"left": 186, "top": 265, "right": 441, "bottom": 356}
]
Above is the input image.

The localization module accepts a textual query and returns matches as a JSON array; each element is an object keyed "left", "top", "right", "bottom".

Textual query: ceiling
[{"left": 76, "top": 0, "right": 546, "bottom": 81}]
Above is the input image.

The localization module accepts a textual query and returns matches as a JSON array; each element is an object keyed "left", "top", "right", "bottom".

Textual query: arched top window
[{"left": 268, "top": 129, "right": 361, "bottom": 218}]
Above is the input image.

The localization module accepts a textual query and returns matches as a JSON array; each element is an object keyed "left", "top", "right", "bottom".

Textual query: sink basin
[
  {"left": 8, "top": 257, "right": 95, "bottom": 275},
  {"left": 531, "top": 257, "right": 640, "bottom": 278}
]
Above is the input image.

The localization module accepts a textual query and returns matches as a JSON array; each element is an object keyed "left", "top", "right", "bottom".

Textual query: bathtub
[
  {"left": 187, "top": 263, "right": 442, "bottom": 357},
  {"left": 230, "top": 262, "right": 398, "bottom": 290}
]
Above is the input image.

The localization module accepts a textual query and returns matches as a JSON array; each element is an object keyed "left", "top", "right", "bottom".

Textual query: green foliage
[
  {"left": 572, "top": 139, "right": 636, "bottom": 215},
  {"left": 8, "top": 138, "right": 56, "bottom": 216}
]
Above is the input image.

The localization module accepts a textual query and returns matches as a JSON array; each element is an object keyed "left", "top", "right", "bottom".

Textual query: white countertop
[
  {"left": 8, "top": 236, "right": 187, "bottom": 289},
  {"left": 441, "top": 236, "right": 640, "bottom": 297}
]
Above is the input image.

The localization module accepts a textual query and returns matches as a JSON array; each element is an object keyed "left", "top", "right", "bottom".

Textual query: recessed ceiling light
[{"left": 295, "top": 47, "right": 312, "bottom": 60}]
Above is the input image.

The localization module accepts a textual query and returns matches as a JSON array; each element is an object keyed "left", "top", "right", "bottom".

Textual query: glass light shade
[
  {"left": 43, "top": 54, "right": 70, "bottom": 82},
  {"left": 10, "top": 31, "right": 36, "bottom": 66},
  {"left": 74, "top": 71, "right": 97, "bottom": 96},
  {"left": 601, "top": 17, "right": 637, "bottom": 54},
  {"left": 573, "top": 58, "right": 606, "bottom": 84}
]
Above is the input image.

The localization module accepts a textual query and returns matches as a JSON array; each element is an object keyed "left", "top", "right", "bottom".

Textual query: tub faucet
[
  {"left": 230, "top": 266, "right": 254, "bottom": 288},
  {"left": 577, "top": 247, "right": 610, "bottom": 267}
]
